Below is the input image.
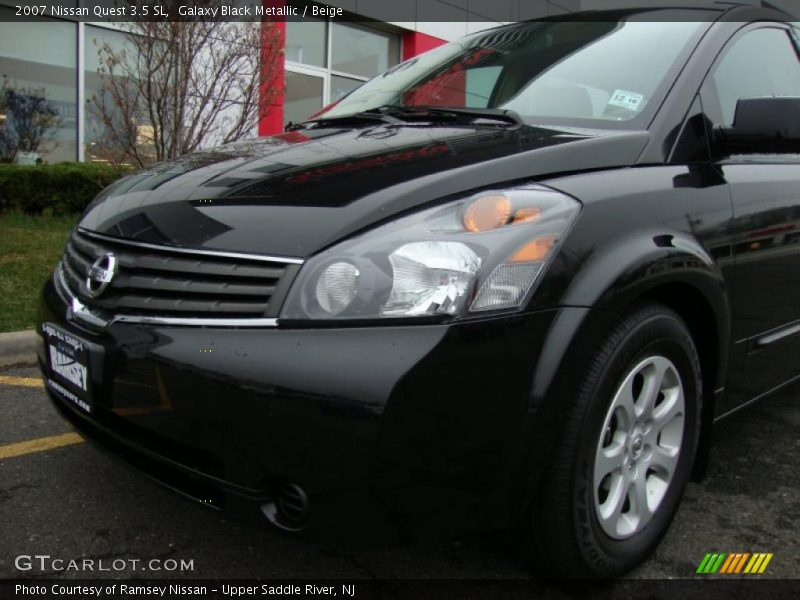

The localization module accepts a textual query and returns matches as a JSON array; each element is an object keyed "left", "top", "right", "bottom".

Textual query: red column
[
  {"left": 258, "top": 27, "right": 448, "bottom": 137},
  {"left": 258, "top": 2, "right": 287, "bottom": 137},
  {"left": 402, "top": 31, "right": 447, "bottom": 61}
]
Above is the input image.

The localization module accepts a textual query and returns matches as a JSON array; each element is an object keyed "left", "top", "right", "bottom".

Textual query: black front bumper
[{"left": 38, "top": 276, "right": 589, "bottom": 543}]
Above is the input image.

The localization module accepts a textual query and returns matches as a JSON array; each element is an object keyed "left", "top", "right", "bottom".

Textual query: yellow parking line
[
  {"left": 0, "top": 432, "right": 84, "bottom": 460},
  {"left": 0, "top": 375, "right": 44, "bottom": 389}
]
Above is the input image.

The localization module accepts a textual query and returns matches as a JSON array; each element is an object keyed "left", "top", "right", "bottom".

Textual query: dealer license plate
[{"left": 43, "top": 322, "right": 93, "bottom": 413}]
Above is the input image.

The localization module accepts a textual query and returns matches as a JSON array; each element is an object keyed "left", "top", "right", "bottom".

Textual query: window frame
[
  {"left": 700, "top": 23, "right": 800, "bottom": 137},
  {"left": 0, "top": 6, "right": 80, "bottom": 162},
  {"left": 282, "top": 63, "right": 327, "bottom": 127},
  {"left": 284, "top": 21, "right": 401, "bottom": 126}
]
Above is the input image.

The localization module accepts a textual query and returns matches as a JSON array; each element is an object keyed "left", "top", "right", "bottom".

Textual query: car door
[{"left": 700, "top": 24, "right": 800, "bottom": 409}]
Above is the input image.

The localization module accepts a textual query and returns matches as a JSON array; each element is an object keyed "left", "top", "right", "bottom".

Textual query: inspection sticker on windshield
[{"left": 609, "top": 89, "right": 644, "bottom": 112}]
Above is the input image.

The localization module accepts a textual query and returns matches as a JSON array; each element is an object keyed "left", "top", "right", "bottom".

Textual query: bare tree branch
[{"left": 89, "top": 4, "right": 284, "bottom": 167}]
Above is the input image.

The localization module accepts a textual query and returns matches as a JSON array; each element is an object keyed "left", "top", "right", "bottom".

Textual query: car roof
[{"left": 518, "top": 1, "right": 797, "bottom": 21}]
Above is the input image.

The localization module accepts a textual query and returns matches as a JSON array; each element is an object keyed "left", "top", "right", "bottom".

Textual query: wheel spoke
[
  {"left": 652, "top": 388, "right": 683, "bottom": 431},
  {"left": 636, "top": 359, "right": 669, "bottom": 419},
  {"left": 594, "top": 441, "right": 625, "bottom": 486},
  {"left": 649, "top": 445, "right": 679, "bottom": 478},
  {"left": 612, "top": 376, "right": 637, "bottom": 428},
  {"left": 632, "top": 469, "right": 652, "bottom": 522},
  {"left": 598, "top": 473, "right": 626, "bottom": 526}
]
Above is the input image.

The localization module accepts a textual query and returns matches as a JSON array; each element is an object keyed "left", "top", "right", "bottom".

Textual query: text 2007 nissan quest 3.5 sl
[{"left": 38, "top": 4, "right": 800, "bottom": 577}]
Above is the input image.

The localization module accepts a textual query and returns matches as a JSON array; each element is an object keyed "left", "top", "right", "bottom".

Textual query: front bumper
[{"left": 38, "top": 276, "right": 587, "bottom": 543}]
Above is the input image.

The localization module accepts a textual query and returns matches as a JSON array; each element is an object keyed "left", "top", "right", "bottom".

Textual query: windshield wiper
[
  {"left": 287, "top": 105, "right": 523, "bottom": 131},
  {"left": 286, "top": 111, "right": 405, "bottom": 131},
  {"left": 369, "top": 105, "right": 523, "bottom": 127}
]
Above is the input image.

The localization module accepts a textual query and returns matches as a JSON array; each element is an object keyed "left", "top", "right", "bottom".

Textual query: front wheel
[{"left": 528, "top": 303, "right": 702, "bottom": 577}]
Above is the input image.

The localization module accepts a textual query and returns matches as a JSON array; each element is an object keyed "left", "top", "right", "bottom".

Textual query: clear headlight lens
[
  {"left": 280, "top": 185, "right": 580, "bottom": 321},
  {"left": 384, "top": 242, "right": 480, "bottom": 316},
  {"left": 315, "top": 261, "right": 360, "bottom": 315}
]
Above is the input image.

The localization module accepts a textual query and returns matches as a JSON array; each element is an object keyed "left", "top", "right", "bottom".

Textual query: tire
[{"left": 527, "top": 303, "right": 702, "bottom": 577}]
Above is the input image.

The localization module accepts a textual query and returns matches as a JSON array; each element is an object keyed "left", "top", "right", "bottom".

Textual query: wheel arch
[
  {"left": 534, "top": 234, "right": 730, "bottom": 484},
  {"left": 517, "top": 234, "right": 731, "bottom": 517},
  {"left": 635, "top": 281, "right": 725, "bottom": 481},
  {"left": 591, "top": 263, "right": 729, "bottom": 482},
  {"left": 554, "top": 229, "right": 730, "bottom": 394}
]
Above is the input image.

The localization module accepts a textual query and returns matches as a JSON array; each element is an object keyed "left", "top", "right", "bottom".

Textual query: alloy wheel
[{"left": 593, "top": 355, "right": 686, "bottom": 539}]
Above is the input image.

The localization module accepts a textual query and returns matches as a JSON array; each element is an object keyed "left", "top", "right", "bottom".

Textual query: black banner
[
  {"left": 3, "top": 579, "right": 800, "bottom": 600},
  {"left": 2, "top": 0, "right": 800, "bottom": 23}
]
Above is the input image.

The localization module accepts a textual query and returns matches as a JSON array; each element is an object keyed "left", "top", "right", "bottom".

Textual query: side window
[{"left": 706, "top": 28, "right": 800, "bottom": 127}]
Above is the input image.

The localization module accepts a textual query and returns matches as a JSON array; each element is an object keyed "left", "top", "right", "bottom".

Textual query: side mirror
[{"left": 715, "top": 97, "right": 800, "bottom": 154}]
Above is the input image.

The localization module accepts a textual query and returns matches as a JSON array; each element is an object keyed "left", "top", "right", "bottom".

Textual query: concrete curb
[{"left": 0, "top": 330, "right": 38, "bottom": 368}]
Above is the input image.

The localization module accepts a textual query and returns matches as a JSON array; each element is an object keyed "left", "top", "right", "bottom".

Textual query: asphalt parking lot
[{"left": 0, "top": 363, "right": 798, "bottom": 580}]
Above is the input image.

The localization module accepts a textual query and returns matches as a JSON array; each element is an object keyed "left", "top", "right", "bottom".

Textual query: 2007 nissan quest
[{"left": 38, "top": 4, "right": 800, "bottom": 577}]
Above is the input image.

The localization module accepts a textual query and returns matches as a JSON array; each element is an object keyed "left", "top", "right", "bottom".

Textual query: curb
[{"left": 0, "top": 330, "right": 38, "bottom": 368}]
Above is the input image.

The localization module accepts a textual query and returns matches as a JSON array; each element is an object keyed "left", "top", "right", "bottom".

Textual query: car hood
[{"left": 79, "top": 124, "right": 649, "bottom": 258}]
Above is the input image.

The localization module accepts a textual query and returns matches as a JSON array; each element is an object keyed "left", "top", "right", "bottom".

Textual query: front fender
[
  {"left": 538, "top": 230, "right": 731, "bottom": 485},
  {"left": 568, "top": 230, "right": 728, "bottom": 335},
  {"left": 541, "top": 226, "right": 731, "bottom": 393}
]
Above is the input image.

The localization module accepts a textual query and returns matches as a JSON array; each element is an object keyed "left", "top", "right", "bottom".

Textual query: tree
[
  {"left": 90, "top": 11, "right": 284, "bottom": 167},
  {"left": 0, "top": 76, "right": 61, "bottom": 163}
]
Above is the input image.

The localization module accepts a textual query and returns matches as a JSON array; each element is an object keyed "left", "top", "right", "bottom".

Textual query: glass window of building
[
  {"left": 331, "top": 75, "right": 364, "bottom": 102},
  {"left": 0, "top": 6, "right": 77, "bottom": 163},
  {"left": 331, "top": 23, "right": 399, "bottom": 79},
  {"left": 283, "top": 21, "right": 400, "bottom": 126},
  {"left": 84, "top": 25, "right": 144, "bottom": 165},
  {"left": 285, "top": 18, "right": 327, "bottom": 68},
  {"left": 284, "top": 71, "right": 325, "bottom": 126}
]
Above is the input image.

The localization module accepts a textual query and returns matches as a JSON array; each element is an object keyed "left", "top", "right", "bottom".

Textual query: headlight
[{"left": 280, "top": 184, "right": 580, "bottom": 321}]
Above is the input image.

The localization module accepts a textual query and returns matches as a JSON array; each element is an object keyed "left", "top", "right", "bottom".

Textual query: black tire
[{"left": 527, "top": 303, "right": 702, "bottom": 577}]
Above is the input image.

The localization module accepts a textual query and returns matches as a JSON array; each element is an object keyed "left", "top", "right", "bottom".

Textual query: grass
[{"left": 0, "top": 211, "right": 78, "bottom": 332}]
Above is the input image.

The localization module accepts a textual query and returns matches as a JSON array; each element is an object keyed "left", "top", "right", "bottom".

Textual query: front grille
[{"left": 60, "top": 229, "right": 300, "bottom": 321}]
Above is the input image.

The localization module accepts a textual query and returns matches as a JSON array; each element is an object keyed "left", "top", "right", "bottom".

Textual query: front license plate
[{"left": 43, "top": 322, "right": 93, "bottom": 413}]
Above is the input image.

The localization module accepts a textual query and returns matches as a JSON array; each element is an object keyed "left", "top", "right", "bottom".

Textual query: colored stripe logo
[{"left": 696, "top": 552, "right": 773, "bottom": 574}]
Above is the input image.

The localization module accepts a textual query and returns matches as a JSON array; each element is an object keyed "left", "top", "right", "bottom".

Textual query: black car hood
[{"left": 80, "top": 124, "right": 649, "bottom": 258}]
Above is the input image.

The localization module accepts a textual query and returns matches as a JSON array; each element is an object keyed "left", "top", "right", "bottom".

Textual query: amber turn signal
[
  {"left": 511, "top": 206, "right": 541, "bottom": 224},
  {"left": 463, "top": 195, "right": 512, "bottom": 232},
  {"left": 509, "top": 235, "right": 557, "bottom": 263}
]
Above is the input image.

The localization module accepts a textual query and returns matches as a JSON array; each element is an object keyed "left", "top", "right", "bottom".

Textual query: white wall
[{"left": 324, "top": 0, "right": 579, "bottom": 42}]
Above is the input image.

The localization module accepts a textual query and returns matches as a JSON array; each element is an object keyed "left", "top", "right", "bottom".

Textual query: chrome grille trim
[
  {"left": 56, "top": 264, "right": 279, "bottom": 328},
  {"left": 54, "top": 228, "right": 305, "bottom": 328},
  {"left": 78, "top": 228, "right": 305, "bottom": 265},
  {"left": 63, "top": 230, "right": 298, "bottom": 318}
]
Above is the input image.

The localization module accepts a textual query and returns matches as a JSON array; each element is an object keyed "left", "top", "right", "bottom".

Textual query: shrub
[{"left": 0, "top": 162, "right": 130, "bottom": 215}]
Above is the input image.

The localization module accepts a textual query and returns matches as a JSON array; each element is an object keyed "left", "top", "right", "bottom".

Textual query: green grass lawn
[{"left": 0, "top": 212, "right": 78, "bottom": 332}]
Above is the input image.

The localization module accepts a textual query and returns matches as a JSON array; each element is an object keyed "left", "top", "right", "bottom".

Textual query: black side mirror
[{"left": 715, "top": 97, "right": 800, "bottom": 154}]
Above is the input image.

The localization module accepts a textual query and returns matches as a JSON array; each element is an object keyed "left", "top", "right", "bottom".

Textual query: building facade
[{"left": 0, "top": 0, "right": 594, "bottom": 164}]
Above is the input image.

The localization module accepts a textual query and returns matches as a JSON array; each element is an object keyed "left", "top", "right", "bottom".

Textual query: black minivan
[{"left": 39, "top": 4, "right": 800, "bottom": 577}]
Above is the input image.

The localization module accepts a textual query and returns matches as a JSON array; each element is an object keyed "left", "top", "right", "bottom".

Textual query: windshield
[{"left": 320, "top": 17, "right": 706, "bottom": 128}]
